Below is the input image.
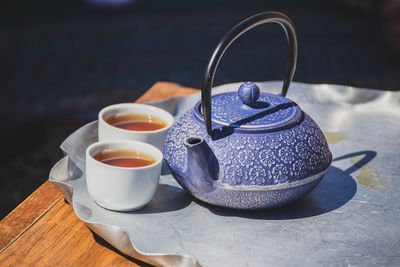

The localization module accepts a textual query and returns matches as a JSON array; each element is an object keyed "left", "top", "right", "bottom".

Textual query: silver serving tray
[{"left": 49, "top": 82, "right": 400, "bottom": 267}]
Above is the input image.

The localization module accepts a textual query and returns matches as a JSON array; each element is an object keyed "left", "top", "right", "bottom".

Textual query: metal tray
[{"left": 49, "top": 82, "right": 400, "bottom": 267}]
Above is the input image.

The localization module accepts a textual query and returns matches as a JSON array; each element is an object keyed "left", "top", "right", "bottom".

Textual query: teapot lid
[{"left": 195, "top": 82, "right": 302, "bottom": 131}]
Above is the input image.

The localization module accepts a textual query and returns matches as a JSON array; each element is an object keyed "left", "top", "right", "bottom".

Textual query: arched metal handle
[{"left": 201, "top": 11, "right": 298, "bottom": 136}]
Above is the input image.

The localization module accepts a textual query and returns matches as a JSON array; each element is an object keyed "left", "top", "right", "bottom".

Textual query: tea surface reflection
[
  {"left": 93, "top": 149, "right": 156, "bottom": 168},
  {"left": 106, "top": 113, "right": 166, "bottom": 131}
]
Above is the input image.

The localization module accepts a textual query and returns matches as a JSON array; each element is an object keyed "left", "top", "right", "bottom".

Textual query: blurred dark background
[{"left": 0, "top": 0, "right": 399, "bottom": 219}]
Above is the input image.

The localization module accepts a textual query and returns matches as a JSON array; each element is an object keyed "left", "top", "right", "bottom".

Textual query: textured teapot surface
[{"left": 163, "top": 83, "right": 332, "bottom": 187}]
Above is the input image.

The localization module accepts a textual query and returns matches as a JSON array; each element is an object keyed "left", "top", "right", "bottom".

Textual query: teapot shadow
[{"left": 199, "top": 150, "right": 376, "bottom": 220}]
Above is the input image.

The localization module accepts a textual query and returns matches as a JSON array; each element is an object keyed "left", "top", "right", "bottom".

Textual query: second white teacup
[{"left": 98, "top": 103, "right": 174, "bottom": 150}]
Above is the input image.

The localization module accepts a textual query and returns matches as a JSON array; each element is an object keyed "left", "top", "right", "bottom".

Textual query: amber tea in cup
[
  {"left": 93, "top": 149, "right": 156, "bottom": 168},
  {"left": 98, "top": 103, "right": 174, "bottom": 150},
  {"left": 106, "top": 113, "right": 167, "bottom": 131}
]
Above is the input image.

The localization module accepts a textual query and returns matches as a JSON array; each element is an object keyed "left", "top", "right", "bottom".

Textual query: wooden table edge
[
  {"left": 0, "top": 182, "right": 63, "bottom": 253},
  {"left": 0, "top": 81, "right": 199, "bottom": 254}
]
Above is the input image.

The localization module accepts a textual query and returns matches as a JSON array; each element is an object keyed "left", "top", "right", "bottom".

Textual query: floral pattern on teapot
[{"left": 163, "top": 108, "right": 331, "bottom": 187}]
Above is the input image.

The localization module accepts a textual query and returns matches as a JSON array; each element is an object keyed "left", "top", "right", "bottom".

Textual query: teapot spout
[{"left": 184, "top": 136, "right": 219, "bottom": 191}]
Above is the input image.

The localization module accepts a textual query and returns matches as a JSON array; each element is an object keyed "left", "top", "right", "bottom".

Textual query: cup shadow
[
  {"left": 78, "top": 183, "right": 191, "bottom": 215},
  {"left": 130, "top": 183, "right": 192, "bottom": 214},
  {"left": 200, "top": 150, "right": 377, "bottom": 220}
]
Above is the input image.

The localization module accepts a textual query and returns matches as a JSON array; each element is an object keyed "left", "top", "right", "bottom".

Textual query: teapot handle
[{"left": 201, "top": 11, "right": 298, "bottom": 136}]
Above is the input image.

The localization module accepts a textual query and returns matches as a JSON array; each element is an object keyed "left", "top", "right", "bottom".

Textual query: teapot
[{"left": 162, "top": 12, "right": 332, "bottom": 209}]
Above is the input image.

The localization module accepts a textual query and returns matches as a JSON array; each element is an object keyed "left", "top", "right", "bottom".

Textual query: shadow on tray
[
  {"left": 130, "top": 183, "right": 192, "bottom": 214},
  {"left": 90, "top": 229, "right": 154, "bottom": 267},
  {"left": 202, "top": 150, "right": 377, "bottom": 220}
]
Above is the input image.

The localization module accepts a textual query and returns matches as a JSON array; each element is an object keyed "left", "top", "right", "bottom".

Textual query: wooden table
[{"left": 0, "top": 82, "right": 199, "bottom": 267}]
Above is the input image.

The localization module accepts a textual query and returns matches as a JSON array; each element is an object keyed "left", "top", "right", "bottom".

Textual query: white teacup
[
  {"left": 85, "top": 140, "right": 163, "bottom": 211},
  {"left": 98, "top": 103, "right": 174, "bottom": 150}
]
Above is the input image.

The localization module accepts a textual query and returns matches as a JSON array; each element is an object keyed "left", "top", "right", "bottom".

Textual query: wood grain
[
  {"left": 0, "top": 82, "right": 198, "bottom": 266},
  {"left": 0, "top": 181, "right": 62, "bottom": 252},
  {"left": 0, "top": 200, "right": 147, "bottom": 267}
]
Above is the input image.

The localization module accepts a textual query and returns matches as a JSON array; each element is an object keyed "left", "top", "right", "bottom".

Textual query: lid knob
[{"left": 238, "top": 82, "right": 260, "bottom": 106}]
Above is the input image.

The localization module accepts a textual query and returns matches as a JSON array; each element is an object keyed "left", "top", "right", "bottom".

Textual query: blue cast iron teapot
[{"left": 162, "top": 12, "right": 332, "bottom": 209}]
